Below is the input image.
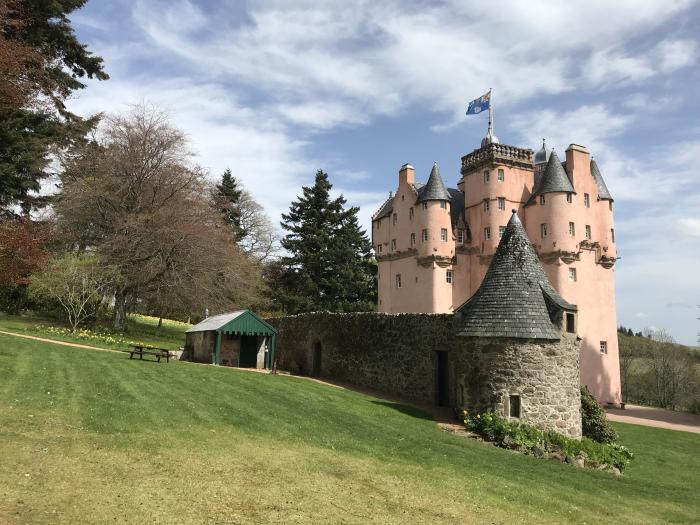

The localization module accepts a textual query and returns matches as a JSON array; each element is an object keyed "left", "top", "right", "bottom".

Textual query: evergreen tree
[
  {"left": 216, "top": 168, "right": 244, "bottom": 239},
  {"left": 276, "top": 170, "right": 376, "bottom": 313}
]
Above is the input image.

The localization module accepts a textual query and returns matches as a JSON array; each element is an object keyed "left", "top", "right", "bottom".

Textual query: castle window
[
  {"left": 409, "top": 207, "right": 414, "bottom": 220},
  {"left": 423, "top": 202, "right": 428, "bottom": 210},
  {"left": 508, "top": 395, "right": 521, "bottom": 418},
  {"left": 567, "top": 193, "right": 573, "bottom": 203},
  {"left": 569, "top": 267, "right": 577, "bottom": 282},
  {"left": 540, "top": 195, "right": 545, "bottom": 205},
  {"left": 484, "top": 170, "right": 490, "bottom": 183},
  {"left": 484, "top": 227, "right": 491, "bottom": 240},
  {"left": 457, "top": 230, "right": 464, "bottom": 244},
  {"left": 446, "top": 270, "right": 453, "bottom": 284},
  {"left": 569, "top": 222, "right": 575, "bottom": 236},
  {"left": 584, "top": 193, "right": 590, "bottom": 208},
  {"left": 401, "top": 195, "right": 404, "bottom": 201},
  {"left": 566, "top": 313, "right": 575, "bottom": 333},
  {"left": 498, "top": 197, "right": 505, "bottom": 210},
  {"left": 441, "top": 228, "right": 448, "bottom": 241},
  {"left": 377, "top": 244, "right": 383, "bottom": 253},
  {"left": 499, "top": 226, "right": 506, "bottom": 238},
  {"left": 609, "top": 201, "right": 613, "bottom": 211},
  {"left": 440, "top": 201, "right": 447, "bottom": 209},
  {"left": 421, "top": 229, "right": 428, "bottom": 242},
  {"left": 395, "top": 274, "right": 402, "bottom": 288},
  {"left": 391, "top": 239, "right": 396, "bottom": 251},
  {"left": 611, "top": 228, "right": 615, "bottom": 243},
  {"left": 585, "top": 225, "right": 591, "bottom": 239},
  {"left": 467, "top": 228, "right": 472, "bottom": 242},
  {"left": 498, "top": 169, "right": 505, "bottom": 182},
  {"left": 410, "top": 233, "right": 416, "bottom": 247},
  {"left": 600, "top": 341, "right": 608, "bottom": 354},
  {"left": 393, "top": 213, "right": 397, "bottom": 225},
  {"left": 540, "top": 223, "right": 548, "bottom": 238},
  {"left": 483, "top": 199, "right": 490, "bottom": 212}
]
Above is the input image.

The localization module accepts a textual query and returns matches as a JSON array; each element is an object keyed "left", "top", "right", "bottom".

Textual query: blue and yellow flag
[{"left": 466, "top": 91, "right": 491, "bottom": 115}]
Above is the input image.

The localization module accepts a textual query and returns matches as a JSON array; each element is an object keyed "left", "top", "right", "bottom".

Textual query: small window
[
  {"left": 540, "top": 223, "right": 548, "bottom": 238},
  {"left": 584, "top": 193, "right": 590, "bottom": 208},
  {"left": 540, "top": 194, "right": 545, "bottom": 205},
  {"left": 410, "top": 233, "right": 415, "bottom": 247},
  {"left": 484, "top": 227, "right": 491, "bottom": 240},
  {"left": 393, "top": 213, "right": 397, "bottom": 225},
  {"left": 566, "top": 193, "right": 572, "bottom": 203},
  {"left": 421, "top": 229, "right": 428, "bottom": 242},
  {"left": 483, "top": 199, "right": 490, "bottom": 212},
  {"left": 499, "top": 226, "right": 506, "bottom": 238},
  {"left": 611, "top": 228, "right": 615, "bottom": 243},
  {"left": 483, "top": 170, "right": 490, "bottom": 183},
  {"left": 440, "top": 201, "right": 447, "bottom": 209},
  {"left": 509, "top": 395, "right": 521, "bottom": 418},
  {"left": 377, "top": 244, "right": 383, "bottom": 253},
  {"left": 422, "top": 202, "right": 428, "bottom": 210},
  {"left": 395, "top": 274, "right": 402, "bottom": 288},
  {"left": 466, "top": 228, "right": 472, "bottom": 243},
  {"left": 440, "top": 228, "right": 448, "bottom": 241},
  {"left": 446, "top": 270, "right": 453, "bottom": 284},
  {"left": 409, "top": 207, "right": 414, "bottom": 220},
  {"left": 498, "top": 197, "right": 505, "bottom": 211},
  {"left": 568, "top": 222, "right": 575, "bottom": 236},
  {"left": 457, "top": 230, "right": 464, "bottom": 244},
  {"left": 497, "top": 169, "right": 505, "bottom": 182},
  {"left": 609, "top": 201, "right": 613, "bottom": 211},
  {"left": 600, "top": 341, "right": 608, "bottom": 354},
  {"left": 391, "top": 239, "right": 396, "bottom": 251},
  {"left": 569, "top": 267, "right": 577, "bottom": 282},
  {"left": 566, "top": 312, "right": 575, "bottom": 333},
  {"left": 585, "top": 225, "right": 591, "bottom": 239}
]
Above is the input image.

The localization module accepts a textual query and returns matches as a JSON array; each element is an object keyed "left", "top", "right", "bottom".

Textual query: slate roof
[
  {"left": 186, "top": 311, "right": 246, "bottom": 333},
  {"left": 456, "top": 211, "right": 576, "bottom": 340},
  {"left": 590, "top": 159, "right": 613, "bottom": 201},
  {"left": 447, "top": 188, "right": 465, "bottom": 224},
  {"left": 527, "top": 150, "right": 574, "bottom": 204},
  {"left": 373, "top": 196, "right": 394, "bottom": 220},
  {"left": 416, "top": 163, "right": 451, "bottom": 202}
]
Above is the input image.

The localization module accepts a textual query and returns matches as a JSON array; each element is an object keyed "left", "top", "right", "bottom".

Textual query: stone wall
[{"left": 266, "top": 312, "right": 581, "bottom": 437}]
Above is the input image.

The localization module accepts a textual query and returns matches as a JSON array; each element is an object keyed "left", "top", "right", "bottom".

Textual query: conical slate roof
[
  {"left": 528, "top": 150, "right": 574, "bottom": 204},
  {"left": 590, "top": 159, "right": 613, "bottom": 201},
  {"left": 417, "top": 163, "right": 451, "bottom": 202},
  {"left": 456, "top": 211, "right": 576, "bottom": 340}
]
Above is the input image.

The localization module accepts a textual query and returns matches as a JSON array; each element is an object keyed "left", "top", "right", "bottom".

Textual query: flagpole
[{"left": 488, "top": 88, "right": 493, "bottom": 136}]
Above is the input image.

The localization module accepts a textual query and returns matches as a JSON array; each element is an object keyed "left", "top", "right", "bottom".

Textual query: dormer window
[
  {"left": 584, "top": 193, "right": 590, "bottom": 208},
  {"left": 540, "top": 195, "right": 545, "bottom": 205},
  {"left": 484, "top": 170, "right": 490, "bottom": 183},
  {"left": 497, "top": 169, "right": 505, "bottom": 182}
]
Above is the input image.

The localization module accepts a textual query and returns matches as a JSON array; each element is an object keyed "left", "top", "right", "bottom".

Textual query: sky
[{"left": 66, "top": 0, "right": 700, "bottom": 345}]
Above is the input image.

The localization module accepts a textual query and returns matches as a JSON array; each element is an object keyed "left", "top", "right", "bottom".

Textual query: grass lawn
[
  {"left": 1, "top": 334, "right": 698, "bottom": 524},
  {"left": 0, "top": 312, "right": 189, "bottom": 351}
]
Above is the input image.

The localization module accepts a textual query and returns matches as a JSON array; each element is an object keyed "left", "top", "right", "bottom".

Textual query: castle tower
[{"left": 455, "top": 211, "right": 582, "bottom": 437}]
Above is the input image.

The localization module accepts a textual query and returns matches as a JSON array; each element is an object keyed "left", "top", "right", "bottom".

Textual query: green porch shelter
[{"left": 185, "top": 310, "right": 277, "bottom": 369}]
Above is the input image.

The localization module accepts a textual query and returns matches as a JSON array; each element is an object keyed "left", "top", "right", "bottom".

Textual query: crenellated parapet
[{"left": 461, "top": 142, "right": 534, "bottom": 175}]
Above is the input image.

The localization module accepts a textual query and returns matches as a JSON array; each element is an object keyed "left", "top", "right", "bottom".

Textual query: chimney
[
  {"left": 565, "top": 144, "right": 590, "bottom": 181},
  {"left": 399, "top": 163, "right": 415, "bottom": 186}
]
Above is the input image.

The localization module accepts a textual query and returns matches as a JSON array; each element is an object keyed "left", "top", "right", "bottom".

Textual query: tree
[
  {"left": 28, "top": 253, "right": 114, "bottom": 332},
  {"left": 56, "top": 105, "right": 264, "bottom": 329},
  {"left": 0, "top": 0, "right": 107, "bottom": 214},
  {"left": 215, "top": 168, "right": 243, "bottom": 238},
  {"left": 0, "top": 217, "right": 52, "bottom": 285},
  {"left": 276, "top": 170, "right": 376, "bottom": 313}
]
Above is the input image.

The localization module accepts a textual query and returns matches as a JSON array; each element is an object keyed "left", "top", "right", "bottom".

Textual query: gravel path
[{"left": 606, "top": 404, "right": 700, "bottom": 434}]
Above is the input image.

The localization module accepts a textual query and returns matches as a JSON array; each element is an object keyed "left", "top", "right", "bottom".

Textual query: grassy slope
[
  {"left": 0, "top": 312, "right": 189, "bottom": 350},
  {"left": 0, "top": 334, "right": 698, "bottom": 524}
]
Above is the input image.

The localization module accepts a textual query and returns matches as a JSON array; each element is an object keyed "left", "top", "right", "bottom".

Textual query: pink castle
[{"left": 372, "top": 131, "right": 621, "bottom": 405}]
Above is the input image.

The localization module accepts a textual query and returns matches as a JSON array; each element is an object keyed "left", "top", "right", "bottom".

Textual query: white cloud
[{"left": 676, "top": 218, "right": 700, "bottom": 237}]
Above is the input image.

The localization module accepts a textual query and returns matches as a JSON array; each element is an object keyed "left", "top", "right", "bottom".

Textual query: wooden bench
[{"left": 128, "top": 345, "right": 171, "bottom": 363}]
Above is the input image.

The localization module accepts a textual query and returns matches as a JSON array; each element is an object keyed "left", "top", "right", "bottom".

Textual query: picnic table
[{"left": 127, "top": 344, "right": 172, "bottom": 363}]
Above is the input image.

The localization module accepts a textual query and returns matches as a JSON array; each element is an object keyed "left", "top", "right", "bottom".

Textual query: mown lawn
[
  {"left": 0, "top": 334, "right": 698, "bottom": 524},
  {"left": 0, "top": 312, "right": 189, "bottom": 350}
]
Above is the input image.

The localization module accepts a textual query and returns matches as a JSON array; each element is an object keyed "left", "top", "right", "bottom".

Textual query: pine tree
[
  {"left": 276, "top": 170, "right": 376, "bottom": 313},
  {"left": 216, "top": 168, "right": 244, "bottom": 239}
]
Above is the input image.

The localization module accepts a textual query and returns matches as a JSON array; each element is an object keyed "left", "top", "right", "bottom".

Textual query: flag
[{"left": 466, "top": 91, "right": 491, "bottom": 115}]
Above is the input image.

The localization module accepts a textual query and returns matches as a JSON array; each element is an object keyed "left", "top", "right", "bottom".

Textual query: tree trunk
[{"left": 113, "top": 290, "right": 127, "bottom": 331}]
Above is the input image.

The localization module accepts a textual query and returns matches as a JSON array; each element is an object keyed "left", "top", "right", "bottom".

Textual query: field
[{"left": 1, "top": 333, "right": 698, "bottom": 524}]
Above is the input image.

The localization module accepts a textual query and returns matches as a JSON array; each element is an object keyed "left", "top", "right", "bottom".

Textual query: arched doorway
[{"left": 311, "top": 341, "right": 322, "bottom": 377}]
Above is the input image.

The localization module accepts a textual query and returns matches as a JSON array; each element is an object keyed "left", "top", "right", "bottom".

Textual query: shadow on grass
[{"left": 370, "top": 400, "right": 433, "bottom": 421}]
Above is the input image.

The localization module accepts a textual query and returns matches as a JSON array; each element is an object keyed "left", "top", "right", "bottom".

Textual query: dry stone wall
[{"left": 266, "top": 312, "right": 581, "bottom": 437}]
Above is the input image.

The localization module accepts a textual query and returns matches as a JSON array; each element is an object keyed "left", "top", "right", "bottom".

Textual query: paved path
[
  {"left": 606, "top": 404, "right": 700, "bottom": 434},
  {"left": 0, "top": 330, "right": 123, "bottom": 353}
]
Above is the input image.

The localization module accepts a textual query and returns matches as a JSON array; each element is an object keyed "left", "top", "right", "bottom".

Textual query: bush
[
  {"left": 464, "top": 410, "right": 634, "bottom": 472},
  {"left": 580, "top": 386, "right": 618, "bottom": 444}
]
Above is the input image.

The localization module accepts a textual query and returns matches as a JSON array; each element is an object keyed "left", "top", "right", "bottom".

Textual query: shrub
[
  {"left": 464, "top": 410, "right": 633, "bottom": 472},
  {"left": 580, "top": 386, "right": 618, "bottom": 444}
]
